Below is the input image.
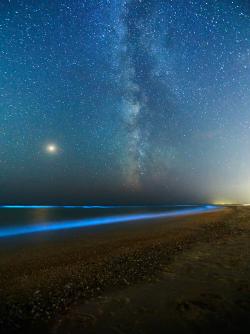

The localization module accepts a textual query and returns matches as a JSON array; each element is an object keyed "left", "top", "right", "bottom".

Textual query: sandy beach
[{"left": 0, "top": 206, "right": 250, "bottom": 333}]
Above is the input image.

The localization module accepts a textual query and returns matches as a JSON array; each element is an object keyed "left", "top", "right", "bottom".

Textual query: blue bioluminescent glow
[
  {"left": 0, "top": 206, "right": 219, "bottom": 238},
  {"left": 0, "top": 204, "right": 199, "bottom": 209}
]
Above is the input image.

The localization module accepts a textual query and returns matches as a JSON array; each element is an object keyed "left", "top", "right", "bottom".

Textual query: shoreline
[{"left": 2, "top": 206, "right": 249, "bottom": 332}]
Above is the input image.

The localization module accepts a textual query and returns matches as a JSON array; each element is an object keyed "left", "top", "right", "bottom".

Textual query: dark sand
[{"left": 0, "top": 206, "right": 250, "bottom": 333}]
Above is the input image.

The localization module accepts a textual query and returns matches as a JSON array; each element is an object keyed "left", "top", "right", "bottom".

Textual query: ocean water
[{"left": 0, "top": 205, "right": 216, "bottom": 238}]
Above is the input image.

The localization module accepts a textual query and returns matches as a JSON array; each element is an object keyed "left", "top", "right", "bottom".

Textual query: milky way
[
  {"left": 113, "top": 0, "right": 180, "bottom": 189},
  {"left": 1, "top": 0, "right": 250, "bottom": 204}
]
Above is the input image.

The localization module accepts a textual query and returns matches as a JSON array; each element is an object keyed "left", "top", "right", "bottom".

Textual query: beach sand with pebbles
[{"left": 0, "top": 206, "right": 250, "bottom": 333}]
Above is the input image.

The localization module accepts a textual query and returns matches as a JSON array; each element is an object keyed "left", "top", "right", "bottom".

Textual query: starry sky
[{"left": 1, "top": 0, "right": 250, "bottom": 205}]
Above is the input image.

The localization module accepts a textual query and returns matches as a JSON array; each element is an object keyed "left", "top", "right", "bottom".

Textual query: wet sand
[{"left": 1, "top": 206, "right": 250, "bottom": 333}]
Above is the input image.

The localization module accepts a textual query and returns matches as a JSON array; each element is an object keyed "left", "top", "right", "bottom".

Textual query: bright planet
[{"left": 46, "top": 144, "right": 58, "bottom": 154}]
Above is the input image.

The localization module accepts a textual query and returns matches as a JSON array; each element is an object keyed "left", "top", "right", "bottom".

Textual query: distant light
[
  {"left": 212, "top": 200, "right": 233, "bottom": 205},
  {"left": 46, "top": 144, "right": 58, "bottom": 154}
]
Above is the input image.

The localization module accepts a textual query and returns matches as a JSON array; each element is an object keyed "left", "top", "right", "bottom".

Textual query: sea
[{"left": 0, "top": 205, "right": 216, "bottom": 240}]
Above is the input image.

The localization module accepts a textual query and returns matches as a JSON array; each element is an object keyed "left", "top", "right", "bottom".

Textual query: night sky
[{"left": 1, "top": 0, "right": 250, "bottom": 205}]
